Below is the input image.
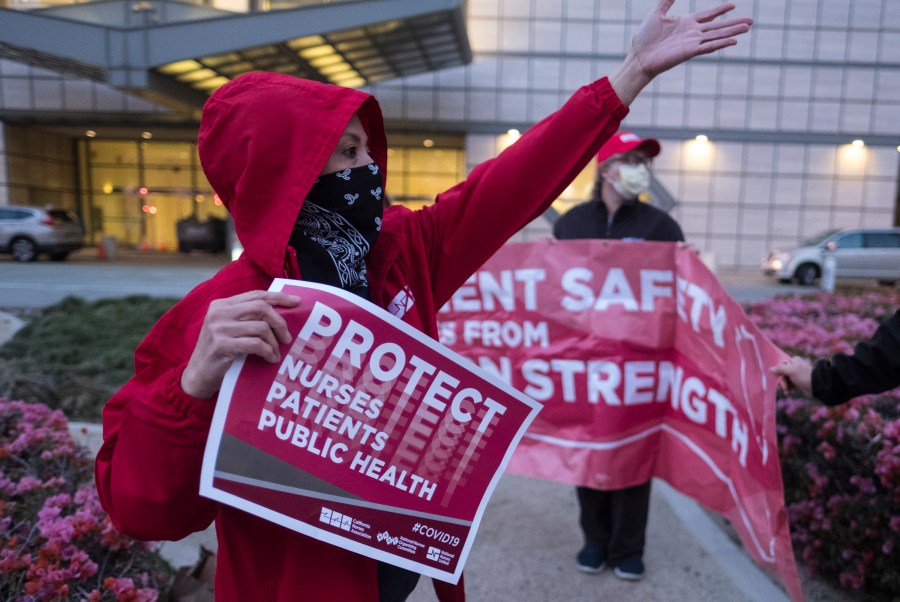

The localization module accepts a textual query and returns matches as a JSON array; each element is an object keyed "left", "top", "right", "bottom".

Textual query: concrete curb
[
  {"left": 656, "top": 480, "right": 789, "bottom": 602},
  {"left": 0, "top": 310, "right": 25, "bottom": 346}
]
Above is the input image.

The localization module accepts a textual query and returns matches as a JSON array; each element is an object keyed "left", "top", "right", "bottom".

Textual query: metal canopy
[{"left": 0, "top": 0, "right": 471, "bottom": 108}]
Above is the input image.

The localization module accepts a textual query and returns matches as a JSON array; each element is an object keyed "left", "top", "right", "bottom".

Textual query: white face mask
[{"left": 611, "top": 163, "right": 651, "bottom": 199}]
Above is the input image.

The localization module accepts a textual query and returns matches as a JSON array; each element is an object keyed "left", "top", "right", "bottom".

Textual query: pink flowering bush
[
  {"left": 745, "top": 288, "right": 900, "bottom": 598},
  {"left": 0, "top": 399, "right": 172, "bottom": 601}
]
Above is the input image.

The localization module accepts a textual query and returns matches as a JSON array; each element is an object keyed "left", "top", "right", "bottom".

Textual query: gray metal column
[{"left": 0, "top": 121, "right": 8, "bottom": 206}]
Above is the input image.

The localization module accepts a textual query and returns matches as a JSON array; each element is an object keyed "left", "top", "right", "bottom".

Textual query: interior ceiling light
[
  {"left": 194, "top": 76, "right": 230, "bottom": 91},
  {"left": 310, "top": 55, "right": 345, "bottom": 68},
  {"left": 851, "top": 139, "right": 865, "bottom": 148},
  {"left": 368, "top": 20, "right": 401, "bottom": 35},
  {"left": 328, "top": 69, "right": 362, "bottom": 83},
  {"left": 333, "top": 76, "right": 366, "bottom": 88},
  {"left": 141, "top": 131, "right": 152, "bottom": 139},
  {"left": 200, "top": 52, "right": 241, "bottom": 67},
  {"left": 287, "top": 35, "right": 326, "bottom": 50},
  {"left": 695, "top": 134, "right": 709, "bottom": 143},
  {"left": 318, "top": 63, "right": 353, "bottom": 76},
  {"left": 299, "top": 45, "right": 338, "bottom": 60},
  {"left": 158, "top": 59, "right": 203, "bottom": 75},
  {"left": 85, "top": 130, "right": 96, "bottom": 138},
  {"left": 176, "top": 68, "right": 218, "bottom": 83}
]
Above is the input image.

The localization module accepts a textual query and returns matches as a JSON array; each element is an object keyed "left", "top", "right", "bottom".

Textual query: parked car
[
  {"left": 176, "top": 216, "right": 227, "bottom": 253},
  {"left": 0, "top": 205, "right": 84, "bottom": 262},
  {"left": 761, "top": 227, "right": 900, "bottom": 286}
]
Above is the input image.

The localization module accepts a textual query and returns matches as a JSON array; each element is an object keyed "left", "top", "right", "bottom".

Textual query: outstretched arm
[
  {"left": 420, "top": 0, "right": 752, "bottom": 306},
  {"left": 771, "top": 310, "right": 900, "bottom": 405},
  {"left": 610, "top": 0, "right": 752, "bottom": 105}
]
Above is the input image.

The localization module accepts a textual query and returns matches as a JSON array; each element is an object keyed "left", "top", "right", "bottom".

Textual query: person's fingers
[
  {"left": 218, "top": 289, "right": 301, "bottom": 308},
  {"left": 778, "top": 376, "right": 794, "bottom": 393},
  {"left": 211, "top": 315, "right": 285, "bottom": 359},
  {"left": 265, "top": 291, "right": 302, "bottom": 308},
  {"left": 230, "top": 335, "right": 283, "bottom": 363},
  {"left": 208, "top": 294, "right": 298, "bottom": 345},
  {"left": 770, "top": 357, "right": 793, "bottom": 374},
  {"left": 701, "top": 21, "right": 753, "bottom": 41},
  {"left": 701, "top": 16, "right": 753, "bottom": 32},
  {"left": 655, "top": 0, "right": 675, "bottom": 16},
  {"left": 692, "top": 3, "right": 737, "bottom": 24},
  {"left": 695, "top": 38, "right": 737, "bottom": 56}
]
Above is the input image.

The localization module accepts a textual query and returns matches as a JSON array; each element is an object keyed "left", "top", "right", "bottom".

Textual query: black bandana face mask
[{"left": 289, "top": 163, "right": 384, "bottom": 299}]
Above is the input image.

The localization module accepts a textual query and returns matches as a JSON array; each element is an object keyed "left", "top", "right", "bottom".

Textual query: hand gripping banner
[
  {"left": 200, "top": 280, "right": 541, "bottom": 583},
  {"left": 437, "top": 239, "right": 803, "bottom": 601}
]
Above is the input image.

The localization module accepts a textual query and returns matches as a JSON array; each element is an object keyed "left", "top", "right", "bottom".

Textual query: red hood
[{"left": 198, "top": 72, "right": 387, "bottom": 277}]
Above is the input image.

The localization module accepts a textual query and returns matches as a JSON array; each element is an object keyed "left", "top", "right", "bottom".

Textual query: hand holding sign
[
  {"left": 200, "top": 280, "right": 541, "bottom": 583},
  {"left": 182, "top": 290, "right": 301, "bottom": 399}
]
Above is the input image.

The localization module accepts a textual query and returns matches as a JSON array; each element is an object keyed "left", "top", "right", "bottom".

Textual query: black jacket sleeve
[{"left": 811, "top": 309, "right": 900, "bottom": 406}]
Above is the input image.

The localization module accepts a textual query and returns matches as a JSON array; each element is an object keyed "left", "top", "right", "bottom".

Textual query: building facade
[{"left": 1, "top": 0, "right": 899, "bottom": 267}]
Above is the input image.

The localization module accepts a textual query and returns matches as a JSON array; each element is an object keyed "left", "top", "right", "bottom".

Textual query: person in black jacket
[
  {"left": 771, "top": 309, "right": 900, "bottom": 405},
  {"left": 553, "top": 131, "right": 684, "bottom": 582},
  {"left": 553, "top": 132, "right": 683, "bottom": 242}
]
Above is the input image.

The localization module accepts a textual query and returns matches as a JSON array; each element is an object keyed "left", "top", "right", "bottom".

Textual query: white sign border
[{"left": 200, "top": 279, "right": 543, "bottom": 583}]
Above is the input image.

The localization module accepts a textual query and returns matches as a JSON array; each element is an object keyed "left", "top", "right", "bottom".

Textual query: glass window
[
  {"left": 384, "top": 141, "right": 465, "bottom": 209},
  {"left": 865, "top": 232, "right": 900, "bottom": 248},
  {"left": 143, "top": 166, "right": 193, "bottom": 189},
  {"left": 0, "top": 208, "right": 32, "bottom": 220},
  {"left": 143, "top": 141, "right": 194, "bottom": 167},
  {"left": 835, "top": 232, "right": 864, "bottom": 248},
  {"left": 89, "top": 141, "right": 139, "bottom": 165}
]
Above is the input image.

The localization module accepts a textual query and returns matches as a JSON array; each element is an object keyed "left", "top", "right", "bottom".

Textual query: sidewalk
[
  {"left": 406, "top": 475, "right": 787, "bottom": 602},
  {"left": 67, "top": 421, "right": 787, "bottom": 601}
]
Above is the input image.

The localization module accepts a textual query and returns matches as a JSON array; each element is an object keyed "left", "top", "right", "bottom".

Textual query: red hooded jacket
[{"left": 96, "top": 72, "right": 628, "bottom": 601}]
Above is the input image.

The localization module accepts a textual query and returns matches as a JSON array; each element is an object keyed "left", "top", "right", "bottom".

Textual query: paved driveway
[
  {"left": 0, "top": 249, "right": 228, "bottom": 308},
  {"left": 0, "top": 248, "right": 815, "bottom": 309}
]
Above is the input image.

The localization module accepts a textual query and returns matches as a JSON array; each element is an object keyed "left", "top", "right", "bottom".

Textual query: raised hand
[
  {"left": 610, "top": 0, "right": 752, "bottom": 105},
  {"left": 633, "top": 0, "right": 752, "bottom": 78},
  {"left": 181, "top": 290, "right": 300, "bottom": 399}
]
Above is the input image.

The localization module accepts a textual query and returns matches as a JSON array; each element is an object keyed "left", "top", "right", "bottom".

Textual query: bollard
[
  {"left": 821, "top": 252, "right": 836, "bottom": 292},
  {"left": 101, "top": 236, "right": 118, "bottom": 261}
]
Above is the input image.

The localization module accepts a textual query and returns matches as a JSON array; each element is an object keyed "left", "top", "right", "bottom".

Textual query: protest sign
[
  {"left": 438, "top": 239, "right": 803, "bottom": 601},
  {"left": 200, "top": 279, "right": 541, "bottom": 583}
]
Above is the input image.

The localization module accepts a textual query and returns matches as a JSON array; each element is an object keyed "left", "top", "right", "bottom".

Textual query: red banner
[
  {"left": 438, "top": 239, "right": 802, "bottom": 600},
  {"left": 201, "top": 280, "right": 541, "bottom": 583}
]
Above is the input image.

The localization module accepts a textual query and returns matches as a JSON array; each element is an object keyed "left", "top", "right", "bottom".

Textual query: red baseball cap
[{"left": 596, "top": 131, "right": 661, "bottom": 164}]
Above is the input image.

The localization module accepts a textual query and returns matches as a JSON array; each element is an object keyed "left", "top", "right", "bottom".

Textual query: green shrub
[{"left": 0, "top": 296, "right": 178, "bottom": 422}]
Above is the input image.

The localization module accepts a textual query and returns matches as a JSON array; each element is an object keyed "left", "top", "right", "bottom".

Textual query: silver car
[
  {"left": 0, "top": 205, "right": 85, "bottom": 262},
  {"left": 761, "top": 227, "right": 900, "bottom": 286}
]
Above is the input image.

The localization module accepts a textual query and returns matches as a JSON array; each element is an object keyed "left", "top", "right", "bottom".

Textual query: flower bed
[
  {"left": 745, "top": 289, "right": 900, "bottom": 598},
  {"left": 0, "top": 399, "right": 172, "bottom": 601}
]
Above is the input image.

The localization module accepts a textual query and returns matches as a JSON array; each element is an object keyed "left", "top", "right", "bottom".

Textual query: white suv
[
  {"left": 761, "top": 228, "right": 900, "bottom": 286},
  {"left": 0, "top": 205, "right": 85, "bottom": 262}
]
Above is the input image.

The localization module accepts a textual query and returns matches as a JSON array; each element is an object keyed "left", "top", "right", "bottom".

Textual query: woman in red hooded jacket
[{"left": 95, "top": 2, "right": 751, "bottom": 600}]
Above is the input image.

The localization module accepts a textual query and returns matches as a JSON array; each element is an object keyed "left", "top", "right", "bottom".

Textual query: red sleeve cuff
[
  {"left": 585, "top": 77, "right": 630, "bottom": 122},
  {"left": 165, "top": 364, "right": 217, "bottom": 421}
]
